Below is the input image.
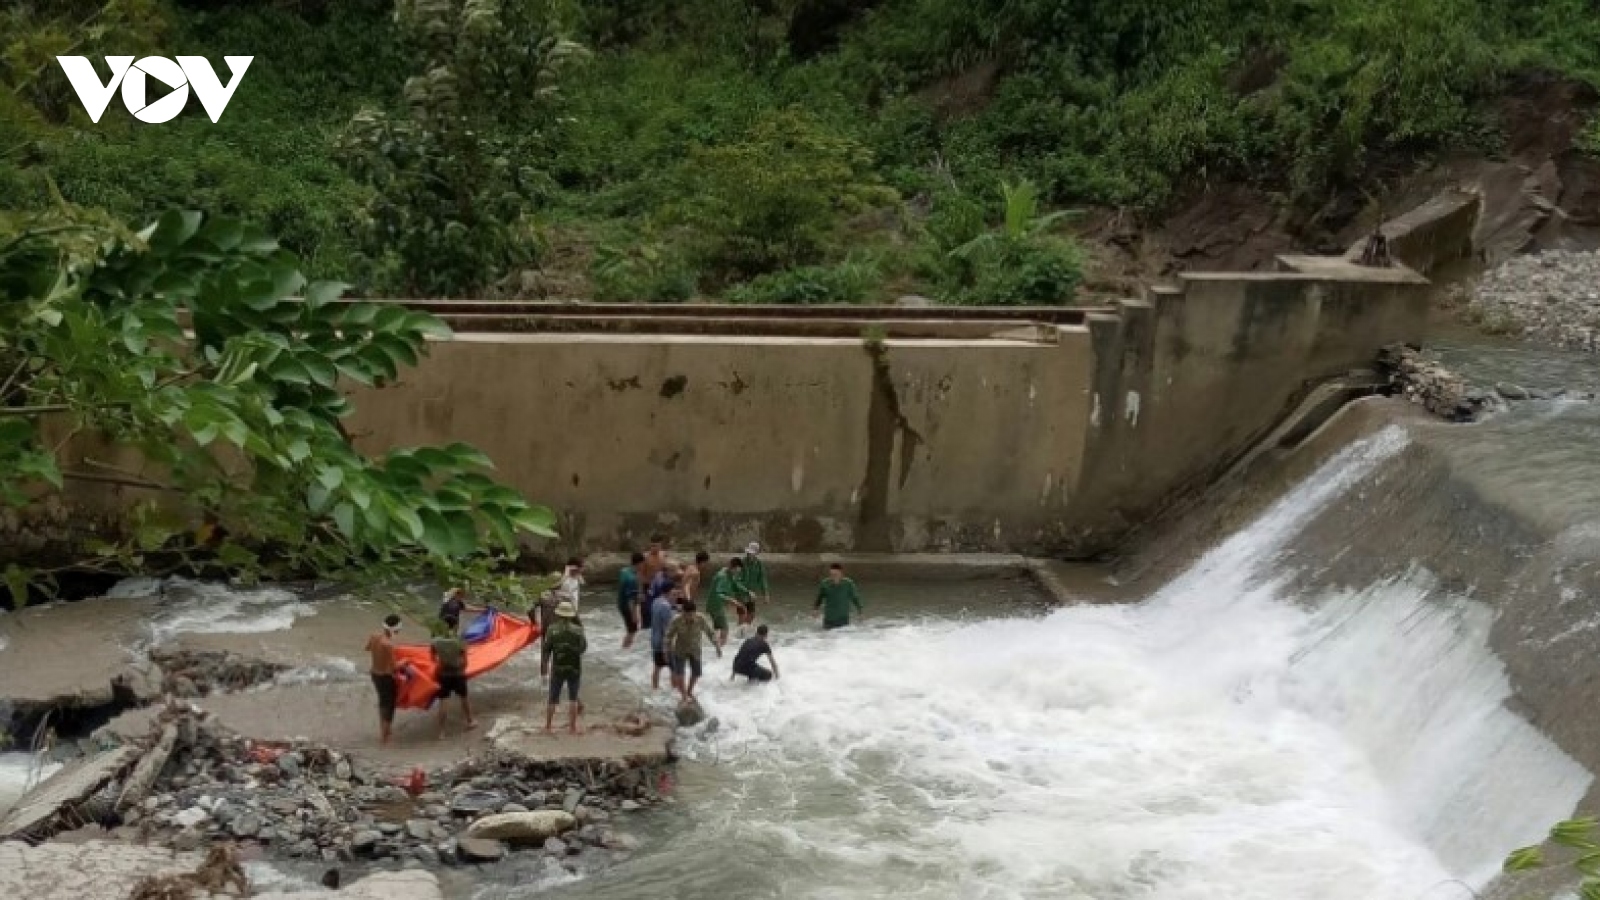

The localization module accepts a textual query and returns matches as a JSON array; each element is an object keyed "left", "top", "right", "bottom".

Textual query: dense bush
[
  {"left": 5, "top": 0, "right": 1600, "bottom": 299},
  {"left": 726, "top": 258, "right": 880, "bottom": 304}
]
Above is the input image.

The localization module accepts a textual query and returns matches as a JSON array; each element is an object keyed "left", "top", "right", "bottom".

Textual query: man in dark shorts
[
  {"left": 543, "top": 601, "right": 588, "bottom": 734},
  {"left": 365, "top": 614, "right": 402, "bottom": 745},
  {"left": 665, "top": 600, "right": 721, "bottom": 702},
  {"left": 438, "top": 586, "right": 482, "bottom": 633},
  {"left": 648, "top": 588, "right": 676, "bottom": 692},
  {"left": 431, "top": 621, "right": 476, "bottom": 737},
  {"left": 618, "top": 551, "right": 644, "bottom": 648},
  {"left": 732, "top": 624, "right": 780, "bottom": 683}
]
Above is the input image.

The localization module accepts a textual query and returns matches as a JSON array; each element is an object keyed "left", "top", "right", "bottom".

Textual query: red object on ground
[{"left": 390, "top": 610, "right": 540, "bottom": 711}]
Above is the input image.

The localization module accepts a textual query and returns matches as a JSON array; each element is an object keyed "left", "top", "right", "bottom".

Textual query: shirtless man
[
  {"left": 638, "top": 535, "right": 668, "bottom": 608},
  {"left": 365, "top": 614, "right": 402, "bottom": 745},
  {"left": 682, "top": 550, "right": 711, "bottom": 601}
]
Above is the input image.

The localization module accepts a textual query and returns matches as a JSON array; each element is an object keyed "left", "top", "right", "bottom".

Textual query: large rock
[
  {"left": 465, "top": 810, "right": 577, "bottom": 845},
  {"left": 257, "top": 870, "right": 444, "bottom": 900}
]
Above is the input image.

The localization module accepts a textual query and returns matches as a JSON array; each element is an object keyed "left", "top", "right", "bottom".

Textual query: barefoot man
[
  {"left": 618, "top": 551, "right": 644, "bottom": 649},
  {"left": 707, "top": 557, "right": 754, "bottom": 647},
  {"left": 543, "top": 601, "right": 587, "bottom": 734},
  {"left": 431, "top": 621, "right": 476, "bottom": 737},
  {"left": 666, "top": 599, "right": 722, "bottom": 703},
  {"left": 366, "top": 614, "right": 402, "bottom": 746}
]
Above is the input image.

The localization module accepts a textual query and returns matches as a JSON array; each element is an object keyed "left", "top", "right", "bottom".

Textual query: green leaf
[
  {"left": 2, "top": 565, "right": 31, "bottom": 610},
  {"left": 409, "top": 313, "right": 452, "bottom": 340},
  {"left": 300, "top": 352, "right": 338, "bottom": 387},
  {"left": 444, "top": 442, "right": 494, "bottom": 470},
  {"left": 1504, "top": 846, "right": 1545, "bottom": 872},
  {"left": 332, "top": 502, "right": 357, "bottom": 540},
  {"left": 417, "top": 508, "right": 456, "bottom": 558},
  {"left": 148, "top": 210, "right": 203, "bottom": 252},
  {"left": 509, "top": 505, "right": 559, "bottom": 538},
  {"left": 1553, "top": 818, "right": 1599, "bottom": 851},
  {"left": 316, "top": 466, "right": 345, "bottom": 491},
  {"left": 305, "top": 281, "right": 349, "bottom": 309}
]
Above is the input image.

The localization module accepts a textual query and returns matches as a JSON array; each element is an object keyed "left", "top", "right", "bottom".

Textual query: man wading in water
[
  {"left": 666, "top": 599, "right": 721, "bottom": 702},
  {"left": 648, "top": 583, "right": 677, "bottom": 692},
  {"left": 707, "top": 557, "right": 755, "bottom": 647},
  {"left": 815, "top": 563, "right": 864, "bottom": 630},
  {"left": 438, "top": 586, "right": 482, "bottom": 634},
  {"left": 683, "top": 550, "right": 711, "bottom": 601},
  {"left": 431, "top": 621, "right": 476, "bottom": 737},
  {"left": 618, "top": 551, "right": 645, "bottom": 649},
  {"left": 543, "top": 601, "right": 588, "bottom": 734},
  {"left": 740, "top": 542, "right": 770, "bottom": 633},
  {"left": 366, "top": 614, "right": 402, "bottom": 745}
]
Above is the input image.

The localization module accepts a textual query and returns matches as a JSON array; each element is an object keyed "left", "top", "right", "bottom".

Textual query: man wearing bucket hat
[
  {"left": 543, "top": 600, "right": 588, "bottom": 734},
  {"left": 739, "top": 541, "right": 770, "bottom": 630}
]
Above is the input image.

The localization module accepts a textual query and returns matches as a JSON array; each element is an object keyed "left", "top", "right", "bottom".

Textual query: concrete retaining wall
[{"left": 343, "top": 254, "right": 1429, "bottom": 556}]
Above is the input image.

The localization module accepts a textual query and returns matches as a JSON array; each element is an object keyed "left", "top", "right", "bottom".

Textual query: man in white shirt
[{"left": 556, "top": 557, "right": 585, "bottom": 611}]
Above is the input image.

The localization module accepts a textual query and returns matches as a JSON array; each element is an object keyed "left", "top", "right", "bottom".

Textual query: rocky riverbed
[
  {"left": 122, "top": 711, "right": 662, "bottom": 871},
  {"left": 1470, "top": 250, "right": 1600, "bottom": 352}
]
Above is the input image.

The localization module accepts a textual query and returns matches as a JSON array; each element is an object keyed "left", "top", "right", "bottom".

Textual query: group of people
[{"left": 365, "top": 541, "right": 867, "bottom": 744}]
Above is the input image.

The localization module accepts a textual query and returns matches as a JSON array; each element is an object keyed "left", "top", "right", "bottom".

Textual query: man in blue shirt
[{"left": 648, "top": 589, "right": 677, "bottom": 692}]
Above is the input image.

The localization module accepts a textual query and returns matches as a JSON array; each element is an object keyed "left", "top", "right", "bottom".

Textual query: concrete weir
[{"left": 307, "top": 253, "right": 1426, "bottom": 559}]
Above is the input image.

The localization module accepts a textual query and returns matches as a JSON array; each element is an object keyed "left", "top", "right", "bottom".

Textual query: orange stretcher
[{"left": 391, "top": 609, "right": 540, "bottom": 710}]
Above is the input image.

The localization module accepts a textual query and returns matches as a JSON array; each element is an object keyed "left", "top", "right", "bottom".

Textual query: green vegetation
[
  {"left": 6, "top": 0, "right": 1600, "bottom": 303},
  {"left": 1505, "top": 816, "right": 1600, "bottom": 897},
  {"left": 0, "top": 204, "right": 557, "bottom": 606}
]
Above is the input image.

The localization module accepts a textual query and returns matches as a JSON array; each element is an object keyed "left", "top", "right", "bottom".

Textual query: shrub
[
  {"left": 674, "top": 107, "right": 898, "bottom": 284},
  {"left": 591, "top": 240, "right": 699, "bottom": 302},
  {"left": 725, "top": 257, "right": 880, "bottom": 304}
]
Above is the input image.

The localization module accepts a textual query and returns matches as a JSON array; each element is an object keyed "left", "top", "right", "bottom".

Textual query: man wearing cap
[
  {"left": 365, "top": 614, "right": 403, "bottom": 746},
  {"left": 543, "top": 600, "right": 588, "bottom": 734},
  {"left": 740, "top": 542, "right": 770, "bottom": 629}
]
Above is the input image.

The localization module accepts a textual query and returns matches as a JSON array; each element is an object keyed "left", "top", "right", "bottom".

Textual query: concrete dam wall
[{"left": 341, "top": 255, "right": 1428, "bottom": 556}]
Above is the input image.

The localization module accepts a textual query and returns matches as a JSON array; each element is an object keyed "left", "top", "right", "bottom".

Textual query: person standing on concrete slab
[
  {"left": 430, "top": 621, "right": 475, "bottom": 738},
  {"left": 618, "top": 551, "right": 645, "bottom": 649},
  {"left": 732, "top": 624, "right": 779, "bottom": 683},
  {"left": 648, "top": 588, "right": 676, "bottom": 692},
  {"left": 543, "top": 601, "right": 587, "bottom": 734},
  {"left": 366, "top": 614, "right": 402, "bottom": 746},
  {"left": 815, "top": 563, "right": 863, "bottom": 630},
  {"left": 683, "top": 550, "right": 711, "bottom": 601},
  {"left": 740, "top": 542, "right": 770, "bottom": 627},
  {"left": 706, "top": 557, "right": 753, "bottom": 647},
  {"left": 666, "top": 599, "right": 721, "bottom": 702}
]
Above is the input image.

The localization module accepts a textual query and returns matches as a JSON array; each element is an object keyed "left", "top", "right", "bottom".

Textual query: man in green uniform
[
  {"left": 543, "top": 601, "right": 588, "bottom": 734},
  {"left": 618, "top": 551, "right": 644, "bottom": 648},
  {"left": 706, "top": 557, "right": 754, "bottom": 646},
  {"left": 740, "top": 542, "right": 770, "bottom": 628},
  {"left": 431, "top": 620, "right": 475, "bottom": 738},
  {"left": 815, "top": 563, "right": 863, "bottom": 630}
]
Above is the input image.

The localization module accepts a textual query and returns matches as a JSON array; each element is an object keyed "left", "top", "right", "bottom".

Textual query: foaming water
[
  {"left": 529, "top": 426, "right": 1586, "bottom": 900},
  {"left": 144, "top": 578, "right": 316, "bottom": 646}
]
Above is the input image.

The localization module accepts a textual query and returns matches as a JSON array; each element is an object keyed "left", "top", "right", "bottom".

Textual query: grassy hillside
[{"left": 5, "top": 0, "right": 1600, "bottom": 301}]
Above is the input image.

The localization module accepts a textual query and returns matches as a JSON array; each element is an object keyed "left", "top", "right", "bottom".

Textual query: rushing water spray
[{"left": 533, "top": 425, "right": 1588, "bottom": 900}]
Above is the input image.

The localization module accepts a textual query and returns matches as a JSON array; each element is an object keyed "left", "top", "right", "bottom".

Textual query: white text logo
[{"left": 56, "top": 56, "right": 253, "bottom": 124}]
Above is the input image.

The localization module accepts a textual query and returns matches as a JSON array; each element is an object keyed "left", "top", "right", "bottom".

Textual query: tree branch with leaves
[{"left": 0, "top": 205, "right": 557, "bottom": 608}]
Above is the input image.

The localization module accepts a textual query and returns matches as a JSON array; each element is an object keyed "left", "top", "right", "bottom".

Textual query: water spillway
[{"left": 517, "top": 397, "right": 1598, "bottom": 900}]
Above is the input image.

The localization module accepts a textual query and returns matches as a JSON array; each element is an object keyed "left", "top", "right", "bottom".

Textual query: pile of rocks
[
  {"left": 148, "top": 649, "right": 287, "bottom": 698},
  {"left": 128, "top": 717, "right": 663, "bottom": 873},
  {"left": 1470, "top": 251, "right": 1600, "bottom": 352},
  {"left": 1378, "top": 346, "right": 1502, "bottom": 422}
]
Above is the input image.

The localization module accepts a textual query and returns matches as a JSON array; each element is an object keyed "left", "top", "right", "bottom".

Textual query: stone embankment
[
  {"left": 1471, "top": 251, "right": 1600, "bottom": 352},
  {"left": 5, "top": 707, "right": 665, "bottom": 880},
  {"left": 1379, "top": 344, "right": 1597, "bottom": 422}
]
